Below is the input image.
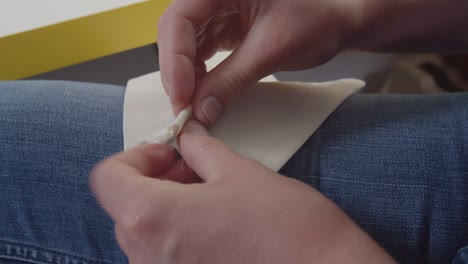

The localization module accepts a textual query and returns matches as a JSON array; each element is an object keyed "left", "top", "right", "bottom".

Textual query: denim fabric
[
  {"left": 0, "top": 81, "right": 126, "bottom": 264},
  {"left": 0, "top": 81, "right": 466, "bottom": 264},
  {"left": 280, "top": 93, "right": 468, "bottom": 263}
]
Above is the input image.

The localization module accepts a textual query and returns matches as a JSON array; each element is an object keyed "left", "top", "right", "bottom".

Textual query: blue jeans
[{"left": 0, "top": 81, "right": 466, "bottom": 264}]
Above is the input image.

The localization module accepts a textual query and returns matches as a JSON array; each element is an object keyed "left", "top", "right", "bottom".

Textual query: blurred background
[
  {"left": 29, "top": 45, "right": 468, "bottom": 94},
  {"left": 2, "top": 1, "right": 465, "bottom": 94}
]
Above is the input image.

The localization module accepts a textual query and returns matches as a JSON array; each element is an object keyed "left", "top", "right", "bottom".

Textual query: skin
[
  {"left": 157, "top": 0, "right": 468, "bottom": 122},
  {"left": 91, "top": 0, "right": 468, "bottom": 261},
  {"left": 90, "top": 121, "right": 395, "bottom": 263}
]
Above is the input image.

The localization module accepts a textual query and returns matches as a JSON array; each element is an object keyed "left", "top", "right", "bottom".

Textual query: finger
[
  {"left": 196, "top": 15, "right": 242, "bottom": 62},
  {"left": 194, "top": 57, "right": 207, "bottom": 87},
  {"left": 178, "top": 120, "right": 247, "bottom": 182},
  {"left": 192, "top": 18, "right": 281, "bottom": 124},
  {"left": 193, "top": 36, "right": 278, "bottom": 124},
  {"left": 89, "top": 144, "right": 180, "bottom": 225},
  {"left": 160, "top": 159, "right": 202, "bottom": 184},
  {"left": 158, "top": 0, "right": 229, "bottom": 113},
  {"left": 113, "top": 144, "right": 177, "bottom": 177}
]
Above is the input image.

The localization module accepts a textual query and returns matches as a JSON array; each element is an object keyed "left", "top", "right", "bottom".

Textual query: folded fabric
[{"left": 123, "top": 54, "right": 365, "bottom": 171}]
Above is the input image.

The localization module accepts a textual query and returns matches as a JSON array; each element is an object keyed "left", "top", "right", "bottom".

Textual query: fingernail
[
  {"left": 199, "top": 96, "right": 222, "bottom": 123},
  {"left": 184, "top": 121, "right": 208, "bottom": 136}
]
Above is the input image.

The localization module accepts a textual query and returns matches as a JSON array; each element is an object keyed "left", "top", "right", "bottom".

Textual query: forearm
[{"left": 350, "top": 0, "right": 468, "bottom": 53}]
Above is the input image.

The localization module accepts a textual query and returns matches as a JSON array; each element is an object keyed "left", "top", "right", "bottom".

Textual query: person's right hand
[
  {"left": 158, "top": 0, "right": 365, "bottom": 123},
  {"left": 90, "top": 121, "right": 395, "bottom": 264}
]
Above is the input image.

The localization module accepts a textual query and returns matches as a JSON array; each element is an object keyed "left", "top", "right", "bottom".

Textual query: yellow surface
[{"left": 0, "top": 0, "right": 169, "bottom": 80}]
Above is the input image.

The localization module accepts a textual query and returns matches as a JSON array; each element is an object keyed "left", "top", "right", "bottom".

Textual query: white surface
[
  {"left": 142, "top": 106, "right": 193, "bottom": 147},
  {"left": 0, "top": 0, "right": 145, "bottom": 37},
  {"left": 123, "top": 54, "right": 364, "bottom": 172},
  {"left": 276, "top": 52, "right": 394, "bottom": 92},
  {"left": 124, "top": 72, "right": 363, "bottom": 171}
]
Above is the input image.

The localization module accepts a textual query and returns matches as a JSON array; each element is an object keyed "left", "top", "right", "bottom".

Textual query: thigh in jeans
[
  {"left": 281, "top": 93, "right": 468, "bottom": 264},
  {"left": 0, "top": 81, "right": 127, "bottom": 264},
  {"left": 1, "top": 81, "right": 467, "bottom": 264}
]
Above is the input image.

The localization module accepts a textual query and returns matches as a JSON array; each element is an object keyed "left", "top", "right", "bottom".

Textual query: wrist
[
  {"left": 347, "top": 0, "right": 468, "bottom": 52},
  {"left": 346, "top": 0, "right": 414, "bottom": 51}
]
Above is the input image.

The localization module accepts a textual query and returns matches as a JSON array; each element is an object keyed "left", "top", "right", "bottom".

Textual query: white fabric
[
  {"left": 141, "top": 106, "right": 192, "bottom": 147},
  {"left": 123, "top": 54, "right": 365, "bottom": 171}
]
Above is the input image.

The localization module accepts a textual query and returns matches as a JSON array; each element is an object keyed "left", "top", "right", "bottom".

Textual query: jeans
[{"left": 0, "top": 81, "right": 466, "bottom": 264}]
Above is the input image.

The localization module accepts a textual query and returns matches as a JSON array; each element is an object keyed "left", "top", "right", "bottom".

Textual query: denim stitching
[
  {"left": 357, "top": 224, "right": 468, "bottom": 234},
  {"left": 0, "top": 240, "right": 113, "bottom": 264},
  {"left": 358, "top": 222, "right": 468, "bottom": 229},
  {"left": 312, "top": 176, "right": 468, "bottom": 195}
]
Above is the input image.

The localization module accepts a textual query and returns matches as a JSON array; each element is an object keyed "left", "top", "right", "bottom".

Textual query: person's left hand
[{"left": 89, "top": 121, "right": 394, "bottom": 264}]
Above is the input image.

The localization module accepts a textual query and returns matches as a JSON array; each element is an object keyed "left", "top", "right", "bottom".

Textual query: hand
[
  {"left": 90, "top": 121, "right": 395, "bottom": 263},
  {"left": 157, "top": 0, "right": 363, "bottom": 123}
]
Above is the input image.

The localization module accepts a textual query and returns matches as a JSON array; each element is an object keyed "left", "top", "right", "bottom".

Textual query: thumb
[
  {"left": 89, "top": 144, "right": 180, "bottom": 225},
  {"left": 192, "top": 30, "right": 276, "bottom": 124},
  {"left": 178, "top": 121, "right": 247, "bottom": 182}
]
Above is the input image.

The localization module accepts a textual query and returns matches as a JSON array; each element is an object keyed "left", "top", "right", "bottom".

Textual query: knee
[
  {"left": 0, "top": 80, "right": 124, "bottom": 113},
  {"left": 0, "top": 80, "right": 125, "bottom": 156}
]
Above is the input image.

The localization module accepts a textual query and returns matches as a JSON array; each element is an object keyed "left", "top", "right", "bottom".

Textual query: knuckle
[
  {"left": 263, "top": 39, "right": 287, "bottom": 60},
  {"left": 117, "top": 188, "right": 181, "bottom": 240},
  {"left": 118, "top": 208, "right": 153, "bottom": 240},
  {"left": 244, "top": 157, "right": 263, "bottom": 168},
  {"left": 113, "top": 195, "right": 185, "bottom": 261},
  {"left": 240, "top": 157, "right": 264, "bottom": 173},
  {"left": 189, "top": 136, "right": 221, "bottom": 159},
  {"left": 157, "top": 8, "right": 173, "bottom": 30},
  {"left": 173, "top": 52, "right": 194, "bottom": 65},
  {"left": 234, "top": 157, "right": 270, "bottom": 180},
  {"left": 220, "top": 69, "right": 247, "bottom": 98},
  {"left": 258, "top": 34, "right": 289, "bottom": 63},
  {"left": 157, "top": 16, "right": 169, "bottom": 33},
  {"left": 192, "top": 134, "right": 219, "bottom": 151}
]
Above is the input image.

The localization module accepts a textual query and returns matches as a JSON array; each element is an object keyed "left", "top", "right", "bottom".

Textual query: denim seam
[
  {"left": 449, "top": 94, "right": 468, "bottom": 178},
  {"left": 0, "top": 255, "right": 43, "bottom": 264},
  {"left": 357, "top": 224, "right": 468, "bottom": 234},
  {"left": 0, "top": 239, "right": 113, "bottom": 264},
  {"left": 311, "top": 175, "right": 468, "bottom": 195},
  {"left": 358, "top": 222, "right": 468, "bottom": 229}
]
